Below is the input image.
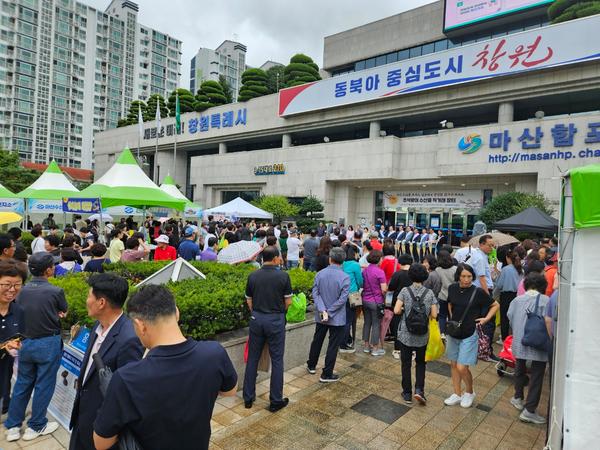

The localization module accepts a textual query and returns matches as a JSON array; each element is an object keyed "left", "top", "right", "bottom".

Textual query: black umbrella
[{"left": 92, "top": 354, "right": 143, "bottom": 450}]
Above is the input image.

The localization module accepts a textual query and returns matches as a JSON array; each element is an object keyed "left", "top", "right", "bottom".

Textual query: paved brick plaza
[{"left": 0, "top": 342, "right": 548, "bottom": 450}]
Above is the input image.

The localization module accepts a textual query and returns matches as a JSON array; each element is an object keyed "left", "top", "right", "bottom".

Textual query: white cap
[{"left": 155, "top": 234, "right": 169, "bottom": 244}]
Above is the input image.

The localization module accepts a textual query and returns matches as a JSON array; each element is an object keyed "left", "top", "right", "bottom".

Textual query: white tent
[
  {"left": 159, "top": 176, "right": 202, "bottom": 217},
  {"left": 203, "top": 197, "right": 273, "bottom": 219}
]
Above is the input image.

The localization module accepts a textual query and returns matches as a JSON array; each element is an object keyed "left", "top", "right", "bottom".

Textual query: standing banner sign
[
  {"left": 48, "top": 328, "right": 90, "bottom": 432},
  {"left": 279, "top": 15, "right": 600, "bottom": 116}
]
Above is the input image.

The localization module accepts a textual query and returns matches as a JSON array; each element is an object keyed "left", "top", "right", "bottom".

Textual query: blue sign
[
  {"left": 188, "top": 108, "right": 247, "bottom": 135},
  {"left": 71, "top": 327, "right": 91, "bottom": 353},
  {"left": 62, "top": 198, "right": 101, "bottom": 214},
  {"left": 459, "top": 121, "right": 600, "bottom": 165}
]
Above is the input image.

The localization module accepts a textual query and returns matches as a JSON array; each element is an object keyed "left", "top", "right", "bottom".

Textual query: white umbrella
[
  {"left": 468, "top": 232, "right": 519, "bottom": 248},
  {"left": 217, "top": 241, "right": 262, "bottom": 264},
  {"left": 88, "top": 213, "right": 113, "bottom": 222}
]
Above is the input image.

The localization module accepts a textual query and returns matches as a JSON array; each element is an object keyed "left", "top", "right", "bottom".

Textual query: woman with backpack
[
  {"left": 393, "top": 263, "right": 438, "bottom": 405},
  {"left": 507, "top": 272, "right": 550, "bottom": 424},
  {"left": 444, "top": 264, "right": 498, "bottom": 409}
]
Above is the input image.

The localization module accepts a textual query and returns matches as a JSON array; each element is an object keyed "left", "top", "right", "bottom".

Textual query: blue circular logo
[{"left": 458, "top": 133, "right": 482, "bottom": 154}]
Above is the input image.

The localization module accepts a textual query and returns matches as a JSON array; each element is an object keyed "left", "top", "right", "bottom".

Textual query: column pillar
[
  {"left": 498, "top": 102, "right": 514, "bottom": 124},
  {"left": 282, "top": 133, "right": 292, "bottom": 148},
  {"left": 218, "top": 142, "right": 227, "bottom": 155},
  {"left": 369, "top": 121, "right": 381, "bottom": 139}
]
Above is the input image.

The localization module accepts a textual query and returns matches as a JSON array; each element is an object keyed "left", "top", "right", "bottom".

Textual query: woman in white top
[{"left": 30, "top": 226, "right": 46, "bottom": 254}]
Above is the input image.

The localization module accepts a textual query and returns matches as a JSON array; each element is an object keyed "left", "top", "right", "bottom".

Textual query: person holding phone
[{"left": 0, "top": 260, "right": 26, "bottom": 416}]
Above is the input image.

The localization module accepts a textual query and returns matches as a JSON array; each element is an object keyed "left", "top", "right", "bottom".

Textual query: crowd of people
[{"left": 0, "top": 212, "right": 560, "bottom": 448}]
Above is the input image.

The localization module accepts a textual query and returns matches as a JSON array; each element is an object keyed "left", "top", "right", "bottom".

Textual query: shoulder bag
[
  {"left": 446, "top": 286, "right": 477, "bottom": 339},
  {"left": 522, "top": 294, "right": 550, "bottom": 350}
]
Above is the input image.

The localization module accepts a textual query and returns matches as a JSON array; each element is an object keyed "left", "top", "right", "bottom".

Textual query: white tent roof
[{"left": 203, "top": 197, "right": 273, "bottom": 219}]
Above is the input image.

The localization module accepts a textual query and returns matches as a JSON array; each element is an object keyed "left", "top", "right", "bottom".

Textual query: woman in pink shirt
[{"left": 361, "top": 250, "right": 388, "bottom": 356}]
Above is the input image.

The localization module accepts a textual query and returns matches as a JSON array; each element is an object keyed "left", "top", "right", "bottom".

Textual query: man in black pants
[
  {"left": 243, "top": 246, "right": 293, "bottom": 412},
  {"left": 306, "top": 248, "right": 350, "bottom": 382},
  {"left": 388, "top": 254, "right": 414, "bottom": 360}
]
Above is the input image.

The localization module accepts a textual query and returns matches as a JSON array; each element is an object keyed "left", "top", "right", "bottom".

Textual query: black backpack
[{"left": 405, "top": 287, "right": 430, "bottom": 335}]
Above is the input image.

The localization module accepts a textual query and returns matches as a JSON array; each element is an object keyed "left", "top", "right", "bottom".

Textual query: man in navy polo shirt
[
  {"left": 92, "top": 285, "right": 237, "bottom": 450},
  {"left": 177, "top": 227, "right": 200, "bottom": 261},
  {"left": 243, "top": 246, "right": 293, "bottom": 412}
]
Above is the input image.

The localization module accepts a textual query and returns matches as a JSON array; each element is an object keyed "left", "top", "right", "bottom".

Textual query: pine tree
[
  {"left": 549, "top": 0, "right": 600, "bottom": 23},
  {"left": 144, "top": 94, "right": 169, "bottom": 122},
  {"left": 284, "top": 54, "right": 321, "bottom": 88},
  {"left": 125, "top": 100, "right": 147, "bottom": 125},
  {"left": 238, "top": 68, "right": 269, "bottom": 102},
  {"left": 193, "top": 80, "right": 227, "bottom": 111},
  {"left": 219, "top": 75, "right": 234, "bottom": 104},
  {"left": 167, "top": 89, "right": 195, "bottom": 116}
]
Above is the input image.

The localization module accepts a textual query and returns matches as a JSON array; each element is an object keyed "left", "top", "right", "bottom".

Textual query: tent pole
[{"left": 99, "top": 200, "right": 105, "bottom": 244}]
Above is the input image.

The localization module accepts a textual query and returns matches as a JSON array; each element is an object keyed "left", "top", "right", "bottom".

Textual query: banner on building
[
  {"left": 383, "top": 190, "right": 483, "bottom": 209},
  {"left": 279, "top": 15, "right": 600, "bottom": 116}
]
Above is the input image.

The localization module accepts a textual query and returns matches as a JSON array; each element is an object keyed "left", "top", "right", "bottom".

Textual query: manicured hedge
[{"left": 50, "top": 262, "right": 315, "bottom": 339}]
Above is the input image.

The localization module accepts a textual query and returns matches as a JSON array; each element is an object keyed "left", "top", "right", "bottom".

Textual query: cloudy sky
[{"left": 86, "top": 0, "right": 437, "bottom": 88}]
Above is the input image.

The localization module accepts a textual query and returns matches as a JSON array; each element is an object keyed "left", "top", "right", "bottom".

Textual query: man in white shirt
[
  {"left": 285, "top": 230, "right": 302, "bottom": 269},
  {"left": 454, "top": 235, "right": 473, "bottom": 264},
  {"left": 467, "top": 234, "right": 499, "bottom": 361},
  {"left": 30, "top": 227, "right": 46, "bottom": 254}
]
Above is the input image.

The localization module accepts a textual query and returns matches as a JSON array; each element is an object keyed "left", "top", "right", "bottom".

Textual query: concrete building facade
[
  {"left": 94, "top": 2, "right": 600, "bottom": 233},
  {"left": 190, "top": 40, "right": 246, "bottom": 102},
  {"left": 0, "top": 0, "right": 181, "bottom": 169}
]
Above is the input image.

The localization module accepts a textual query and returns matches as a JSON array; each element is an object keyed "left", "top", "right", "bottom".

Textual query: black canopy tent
[{"left": 493, "top": 207, "right": 558, "bottom": 234}]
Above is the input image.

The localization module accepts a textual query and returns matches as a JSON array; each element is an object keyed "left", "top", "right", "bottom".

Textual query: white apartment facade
[
  {"left": 190, "top": 40, "right": 246, "bottom": 102},
  {"left": 0, "top": 0, "right": 181, "bottom": 169}
]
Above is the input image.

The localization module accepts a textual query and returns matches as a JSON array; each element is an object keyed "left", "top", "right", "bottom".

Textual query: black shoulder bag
[{"left": 446, "top": 287, "right": 477, "bottom": 339}]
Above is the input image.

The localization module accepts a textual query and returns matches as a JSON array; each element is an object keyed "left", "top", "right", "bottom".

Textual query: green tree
[
  {"left": 549, "top": 0, "right": 600, "bottom": 23},
  {"left": 123, "top": 100, "right": 147, "bottom": 126},
  {"left": 478, "top": 191, "right": 553, "bottom": 226},
  {"left": 296, "top": 195, "right": 325, "bottom": 232},
  {"left": 167, "top": 88, "right": 196, "bottom": 116},
  {"left": 0, "top": 148, "right": 40, "bottom": 193},
  {"left": 265, "top": 65, "right": 285, "bottom": 94},
  {"left": 251, "top": 195, "right": 299, "bottom": 224},
  {"left": 238, "top": 68, "right": 269, "bottom": 102},
  {"left": 144, "top": 94, "right": 169, "bottom": 122},
  {"left": 194, "top": 80, "right": 227, "bottom": 112},
  {"left": 284, "top": 54, "right": 321, "bottom": 88},
  {"left": 219, "top": 75, "right": 234, "bottom": 104},
  {"left": 116, "top": 118, "right": 130, "bottom": 128}
]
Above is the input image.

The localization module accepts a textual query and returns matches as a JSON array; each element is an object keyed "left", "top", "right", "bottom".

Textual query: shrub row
[{"left": 50, "top": 262, "right": 315, "bottom": 339}]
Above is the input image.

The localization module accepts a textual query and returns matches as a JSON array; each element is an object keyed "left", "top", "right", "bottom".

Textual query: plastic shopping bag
[
  {"left": 425, "top": 319, "right": 445, "bottom": 362},
  {"left": 286, "top": 293, "right": 307, "bottom": 323}
]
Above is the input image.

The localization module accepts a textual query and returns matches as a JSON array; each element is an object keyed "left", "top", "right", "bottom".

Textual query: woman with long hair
[
  {"left": 313, "top": 236, "right": 333, "bottom": 272},
  {"left": 435, "top": 250, "right": 457, "bottom": 336},
  {"left": 361, "top": 250, "right": 387, "bottom": 356},
  {"left": 493, "top": 250, "right": 524, "bottom": 341}
]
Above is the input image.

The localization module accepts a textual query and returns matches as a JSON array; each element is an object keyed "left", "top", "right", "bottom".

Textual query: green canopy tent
[
  {"left": 16, "top": 160, "right": 80, "bottom": 228},
  {"left": 159, "top": 175, "right": 202, "bottom": 218},
  {"left": 78, "top": 148, "right": 186, "bottom": 211},
  {"left": 0, "top": 183, "right": 24, "bottom": 215}
]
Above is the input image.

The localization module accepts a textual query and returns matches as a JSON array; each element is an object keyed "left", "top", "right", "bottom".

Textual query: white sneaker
[
  {"left": 510, "top": 396, "right": 524, "bottom": 411},
  {"left": 519, "top": 409, "right": 546, "bottom": 425},
  {"left": 461, "top": 392, "right": 476, "bottom": 408},
  {"left": 22, "top": 421, "right": 59, "bottom": 441},
  {"left": 5, "top": 426, "right": 20, "bottom": 442},
  {"left": 392, "top": 350, "right": 400, "bottom": 360},
  {"left": 444, "top": 393, "right": 463, "bottom": 406}
]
